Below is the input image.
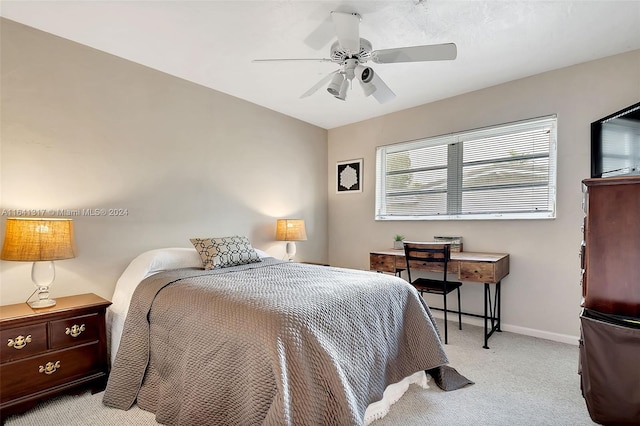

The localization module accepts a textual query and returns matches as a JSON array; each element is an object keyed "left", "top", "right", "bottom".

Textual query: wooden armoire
[
  {"left": 579, "top": 175, "right": 640, "bottom": 425},
  {"left": 581, "top": 176, "right": 640, "bottom": 316}
]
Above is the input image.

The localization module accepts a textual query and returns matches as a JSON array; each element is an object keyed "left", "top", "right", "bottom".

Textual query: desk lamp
[{"left": 1, "top": 218, "right": 76, "bottom": 308}]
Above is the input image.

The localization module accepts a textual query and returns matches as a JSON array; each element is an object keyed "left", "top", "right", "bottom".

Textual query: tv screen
[{"left": 591, "top": 102, "right": 640, "bottom": 178}]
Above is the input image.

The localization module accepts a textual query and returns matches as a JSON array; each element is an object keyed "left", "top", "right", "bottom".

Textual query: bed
[{"left": 103, "top": 244, "right": 452, "bottom": 425}]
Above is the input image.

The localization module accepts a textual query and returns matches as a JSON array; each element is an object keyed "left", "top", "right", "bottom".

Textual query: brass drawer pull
[
  {"left": 39, "top": 361, "right": 61, "bottom": 375},
  {"left": 65, "top": 324, "right": 86, "bottom": 338},
  {"left": 7, "top": 334, "right": 32, "bottom": 350}
]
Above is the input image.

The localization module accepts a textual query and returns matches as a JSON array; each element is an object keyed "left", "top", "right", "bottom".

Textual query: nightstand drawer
[
  {"left": 1, "top": 324, "right": 48, "bottom": 362},
  {"left": 49, "top": 313, "right": 100, "bottom": 349},
  {"left": 0, "top": 342, "right": 102, "bottom": 403}
]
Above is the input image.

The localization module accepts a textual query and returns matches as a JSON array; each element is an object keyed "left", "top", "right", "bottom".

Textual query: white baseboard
[
  {"left": 501, "top": 323, "right": 580, "bottom": 346},
  {"left": 429, "top": 310, "right": 580, "bottom": 346}
]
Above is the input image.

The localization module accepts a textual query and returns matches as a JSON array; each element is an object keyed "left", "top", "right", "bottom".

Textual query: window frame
[{"left": 375, "top": 115, "right": 557, "bottom": 221}]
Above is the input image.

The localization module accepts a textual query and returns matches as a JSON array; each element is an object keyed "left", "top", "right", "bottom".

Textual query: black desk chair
[{"left": 403, "top": 241, "right": 463, "bottom": 344}]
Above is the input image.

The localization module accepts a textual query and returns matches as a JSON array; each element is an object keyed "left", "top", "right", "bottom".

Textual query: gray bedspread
[{"left": 103, "top": 259, "right": 448, "bottom": 425}]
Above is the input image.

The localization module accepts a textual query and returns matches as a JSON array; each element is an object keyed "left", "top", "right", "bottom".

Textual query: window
[{"left": 375, "top": 115, "right": 557, "bottom": 220}]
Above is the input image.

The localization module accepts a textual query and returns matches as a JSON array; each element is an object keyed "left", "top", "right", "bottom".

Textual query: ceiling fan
[{"left": 253, "top": 11, "right": 457, "bottom": 103}]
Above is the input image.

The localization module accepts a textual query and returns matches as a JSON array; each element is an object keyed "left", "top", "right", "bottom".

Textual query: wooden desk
[{"left": 370, "top": 249, "right": 509, "bottom": 348}]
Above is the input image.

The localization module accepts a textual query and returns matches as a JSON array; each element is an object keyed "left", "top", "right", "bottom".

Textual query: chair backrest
[{"left": 403, "top": 241, "right": 451, "bottom": 283}]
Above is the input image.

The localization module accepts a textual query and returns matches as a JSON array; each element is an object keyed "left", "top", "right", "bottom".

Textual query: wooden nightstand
[{"left": 0, "top": 293, "right": 111, "bottom": 420}]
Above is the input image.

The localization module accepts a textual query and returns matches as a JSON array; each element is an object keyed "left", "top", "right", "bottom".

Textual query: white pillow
[
  {"left": 146, "top": 247, "right": 204, "bottom": 275},
  {"left": 254, "top": 248, "right": 270, "bottom": 259}
]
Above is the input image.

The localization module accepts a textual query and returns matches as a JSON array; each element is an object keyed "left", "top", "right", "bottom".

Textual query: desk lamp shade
[
  {"left": 275, "top": 219, "right": 307, "bottom": 261},
  {"left": 1, "top": 218, "right": 77, "bottom": 308}
]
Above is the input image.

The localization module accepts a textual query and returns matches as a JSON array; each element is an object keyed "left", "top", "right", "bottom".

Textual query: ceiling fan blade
[
  {"left": 370, "top": 72, "right": 396, "bottom": 104},
  {"left": 304, "top": 17, "right": 334, "bottom": 50},
  {"left": 330, "top": 11, "right": 361, "bottom": 53},
  {"left": 300, "top": 70, "right": 339, "bottom": 98},
  {"left": 252, "top": 58, "right": 333, "bottom": 63},
  {"left": 372, "top": 43, "right": 457, "bottom": 64}
]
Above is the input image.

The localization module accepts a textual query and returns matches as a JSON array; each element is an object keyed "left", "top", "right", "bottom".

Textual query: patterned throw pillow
[{"left": 190, "top": 236, "right": 261, "bottom": 270}]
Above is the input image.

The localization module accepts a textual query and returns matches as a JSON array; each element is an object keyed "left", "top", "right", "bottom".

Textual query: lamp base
[
  {"left": 28, "top": 261, "right": 57, "bottom": 309},
  {"left": 28, "top": 298, "right": 56, "bottom": 309},
  {"left": 285, "top": 241, "right": 297, "bottom": 261}
]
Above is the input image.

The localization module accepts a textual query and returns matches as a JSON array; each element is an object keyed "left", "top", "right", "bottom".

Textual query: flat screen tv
[{"left": 591, "top": 101, "right": 640, "bottom": 178}]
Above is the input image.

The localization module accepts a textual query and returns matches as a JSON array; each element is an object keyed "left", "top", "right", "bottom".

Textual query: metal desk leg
[
  {"left": 483, "top": 280, "right": 502, "bottom": 349},
  {"left": 484, "top": 283, "right": 489, "bottom": 349},
  {"left": 496, "top": 281, "right": 502, "bottom": 332}
]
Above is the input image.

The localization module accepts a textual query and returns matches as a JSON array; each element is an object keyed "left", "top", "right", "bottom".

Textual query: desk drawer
[
  {"left": 1, "top": 324, "right": 48, "bottom": 362},
  {"left": 370, "top": 254, "right": 396, "bottom": 273},
  {"left": 404, "top": 260, "right": 458, "bottom": 275},
  {"left": 460, "top": 262, "right": 496, "bottom": 283}
]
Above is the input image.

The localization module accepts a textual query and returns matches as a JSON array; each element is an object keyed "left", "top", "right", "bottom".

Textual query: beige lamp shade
[
  {"left": 275, "top": 219, "right": 307, "bottom": 242},
  {"left": 1, "top": 218, "right": 77, "bottom": 261}
]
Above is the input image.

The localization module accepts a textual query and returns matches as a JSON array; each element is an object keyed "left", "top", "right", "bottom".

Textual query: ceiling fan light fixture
[
  {"left": 359, "top": 79, "right": 377, "bottom": 97},
  {"left": 356, "top": 65, "right": 374, "bottom": 83},
  {"left": 327, "top": 73, "right": 345, "bottom": 96},
  {"left": 335, "top": 78, "right": 349, "bottom": 100}
]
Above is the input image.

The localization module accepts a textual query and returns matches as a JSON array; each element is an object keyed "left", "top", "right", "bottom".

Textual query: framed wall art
[{"left": 336, "top": 159, "right": 363, "bottom": 194}]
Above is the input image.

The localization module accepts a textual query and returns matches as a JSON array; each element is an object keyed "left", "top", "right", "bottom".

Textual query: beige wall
[
  {"left": 328, "top": 49, "right": 640, "bottom": 343},
  {"left": 0, "top": 19, "right": 328, "bottom": 305}
]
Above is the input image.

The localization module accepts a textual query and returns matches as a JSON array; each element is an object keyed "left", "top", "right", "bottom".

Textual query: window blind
[{"left": 375, "top": 115, "right": 557, "bottom": 220}]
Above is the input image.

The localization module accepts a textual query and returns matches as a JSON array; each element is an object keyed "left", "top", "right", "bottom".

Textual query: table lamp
[
  {"left": 1, "top": 217, "right": 77, "bottom": 308},
  {"left": 275, "top": 219, "right": 307, "bottom": 261}
]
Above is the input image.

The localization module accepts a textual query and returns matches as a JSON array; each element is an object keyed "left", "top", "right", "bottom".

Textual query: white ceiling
[{"left": 1, "top": 1, "right": 639, "bottom": 129}]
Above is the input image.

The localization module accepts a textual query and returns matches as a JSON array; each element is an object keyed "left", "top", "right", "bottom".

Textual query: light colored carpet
[{"left": 5, "top": 321, "right": 597, "bottom": 425}]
